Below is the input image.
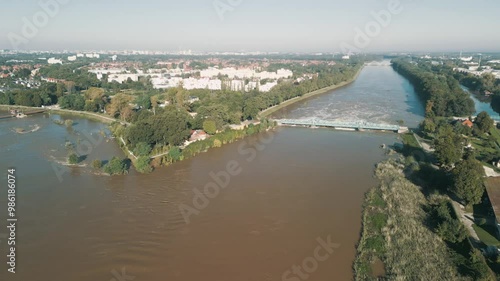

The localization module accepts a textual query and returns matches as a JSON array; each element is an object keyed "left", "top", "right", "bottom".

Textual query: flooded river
[{"left": 0, "top": 63, "right": 425, "bottom": 281}]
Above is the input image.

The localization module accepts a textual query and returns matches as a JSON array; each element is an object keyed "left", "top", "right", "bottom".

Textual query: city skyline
[{"left": 1, "top": 0, "right": 500, "bottom": 53}]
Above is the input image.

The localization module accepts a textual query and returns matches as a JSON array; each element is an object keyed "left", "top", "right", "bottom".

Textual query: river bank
[
  {"left": 354, "top": 154, "right": 495, "bottom": 280},
  {"left": 0, "top": 104, "right": 127, "bottom": 125},
  {"left": 259, "top": 65, "right": 364, "bottom": 118},
  {"left": 1, "top": 61, "right": 431, "bottom": 281}
]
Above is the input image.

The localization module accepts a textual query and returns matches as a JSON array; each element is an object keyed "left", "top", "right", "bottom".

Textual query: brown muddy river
[{"left": 0, "top": 62, "right": 424, "bottom": 281}]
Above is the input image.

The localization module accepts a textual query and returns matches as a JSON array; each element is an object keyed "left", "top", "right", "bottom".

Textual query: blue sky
[{"left": 1, "top": 0, "right": 499, "bottom": 52}]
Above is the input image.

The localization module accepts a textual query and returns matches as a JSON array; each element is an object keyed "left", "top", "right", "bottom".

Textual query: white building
[
  {"left": 182, "top": 78, "right": 222, "bottom": 90},
  {"left": 259, "top": 82, "right": 278, "bottom": 92},
  {"left": 200, "top": 67, "right": 293, "bottom": 80},
  {"left": 230, "top": 80, "right": 245, "bottom": 91},
  {"left": 47, "top": 58, "right": 63, "bottom": 64},
  {"left": 85, "top": 53, "right": 100, "bottom": 59},
  {"left": 245, "top": 81, "right": 259, "bottom": 92},
  {"left": 88, "top": 68, "right": 127, "bottom": 80},
  {"left": 67, "top": 56, "right": 77, "bottom": 62},
  {"left": 107, "top": 74, "right": 139, "bottom": 83},
  {"left": 207, "top": 79, "right": 222, "bottom": 90}
]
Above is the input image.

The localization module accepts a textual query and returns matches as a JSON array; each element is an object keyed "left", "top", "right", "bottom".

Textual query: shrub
[
  {"left": 68, "top": 153, "right": 79, "bottom": 164},
  {"left": 91, "top": 159, "right": 102, "bottom": 170},
  {"left": 53, "top": 119, "right": 64, "bottom": 125},
  {"left": 212, "top": 138, "right": 222, "bottom": 148},
  {"left": 203, "top": 120, "right": 217, "bottom": 135},
  {"left": 64, "top": 119, "right": 74, "bottom": 127},
  {"left": 168, "top": 147, "right": 182, "bottom": 162},
  {"left": 136, "top": 156, "right": 153, "bottom": 174},
  {"left": 103, "top": 157, "right": 127, "bottom": 175}
]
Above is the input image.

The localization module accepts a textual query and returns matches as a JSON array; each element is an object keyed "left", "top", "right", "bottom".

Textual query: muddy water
[{"left": 0, "top": 63, "right": 424, "bottom": 281}]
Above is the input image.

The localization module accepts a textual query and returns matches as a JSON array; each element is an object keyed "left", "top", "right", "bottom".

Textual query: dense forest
[{"left": 392, "top": 58, "right": 475, "bottom": 117}]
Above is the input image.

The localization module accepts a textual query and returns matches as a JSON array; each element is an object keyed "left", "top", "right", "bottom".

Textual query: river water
[
  {"left": 461, "top": 86, "right": 500, "bottom": 118},
  {"left": 0, "top": 63, "right": 425, "bottom": 281}
]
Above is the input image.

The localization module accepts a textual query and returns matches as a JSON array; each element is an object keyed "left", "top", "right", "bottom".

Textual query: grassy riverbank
[
  {"left": 354, "top": 157, "right": 495, "bottom": 280},
  {"left": 355, "top": 159, "right": 473, "bottom": 280},
  {"left": 259, "top": 65, "right": 364, "bottom": 118}
]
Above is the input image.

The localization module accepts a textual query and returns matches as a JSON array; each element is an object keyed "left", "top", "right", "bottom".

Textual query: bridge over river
[{"left": 274, "top": 118, "right": 409, "bottom": 133}]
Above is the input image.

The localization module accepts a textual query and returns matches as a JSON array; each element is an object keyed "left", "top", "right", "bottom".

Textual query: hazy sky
[{"left": 1, "top": 0, "right": 499, "bottom": 52}]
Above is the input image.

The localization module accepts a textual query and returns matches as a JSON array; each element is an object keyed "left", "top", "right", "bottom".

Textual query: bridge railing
[{"left": 276, "top": 119, "right": 402, "bottom": 131}]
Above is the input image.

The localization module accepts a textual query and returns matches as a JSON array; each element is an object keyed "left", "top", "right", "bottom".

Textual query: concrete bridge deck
[{"left": 275, "top": 118, "right": 409, "bottom": 133}]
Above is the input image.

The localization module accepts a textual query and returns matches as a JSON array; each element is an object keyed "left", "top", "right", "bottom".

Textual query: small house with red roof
[{"left": 462, "top": 119, "right": 473, "bottom": 128}]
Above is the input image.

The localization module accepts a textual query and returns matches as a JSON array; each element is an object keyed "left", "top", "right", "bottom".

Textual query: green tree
[
  {"left": 84, "top": 87, "right": 105, "bottom": 101},
  {"left": 103, "top": 157, "right": 128, "bottom": 175},
  {"left": 106, "top": 94, "right": 133, "bottom": 118},
  {"left": 0, "top": 92, "right": 13, "bottom": 105},
  {"left": 451, "top": 157, "right": 485, "bottom": 207},
  {"left": 84, "top": 100, "right": 99, "bottom": 112},
  {"left": 91, "top": 159, "right": 102, "bottom": 169},
  {"left": 59, "top": 94, "right": 85, "bottom": 110},
  {"left": 469, "top": 249, "right": 492, "bottom": 280},
  {"left": 474, "top": 111, "right": 494, "bottom": 134},
  {"left": 433, "top": 201, "right": 467, "bottom": 243},
  {"left": 68, "top": 153, "right": 79, "bottom": 165},
  {"left": 136, "top": 94, "right": 152, "bottom": 109},
  {"left": 17, "top": 68, "right": 32, "bottom": 78},
  {"left": 421, "top": 118, "right": 437, "bottom": 135},
  {"left": 136, "top": 156, "right": 153, "bottom": 174},
  {"left": 433, "top": 125, "right": 463, "bottom": 167},
  {"left": 203, "top": 120, "right": 217, "bottom": 135},
  {"left": 492, "top": 94, "right": 500, "bottom": 116},
  {"left": 126, "top": 108, "right": 191, "bottom": 148},
  {"left": 213, "top": 138, "right": 222, "bottom": 147},
  {"left": 133, "top": 142, "right": 152, "bottom": 157},
  {"left": 168, "top": 147, "right": 182, "bottom": 161}
]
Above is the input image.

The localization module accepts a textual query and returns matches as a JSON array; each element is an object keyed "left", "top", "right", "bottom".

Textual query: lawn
[
  {"left": 401, "top": 133, "right": 420, "bottom": 149},
  {"left": 489, "top": 127, "right": 500, "bottom": 142},
  {"left": 473, "top": 224, "right": 500, "bottom": 247},
  {"left": 470, "top": 128, "right": 500, "bottom": 165}
]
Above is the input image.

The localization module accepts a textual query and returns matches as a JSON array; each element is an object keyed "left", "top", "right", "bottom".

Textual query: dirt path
[
  {"left": 451, "top": 201, "right": 480, "bottom": 242},
  {"left": 484, "top": 166, "right": 500, "bottom": 177}
]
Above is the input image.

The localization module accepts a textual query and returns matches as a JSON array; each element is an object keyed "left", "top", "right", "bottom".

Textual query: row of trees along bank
[{"left": 392, "top": 58, "right": 475, "bottom": 117}]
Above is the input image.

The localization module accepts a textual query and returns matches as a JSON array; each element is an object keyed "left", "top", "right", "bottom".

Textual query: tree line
[{"left": 392, "top": 58, "right": 475, "bottom": 117}]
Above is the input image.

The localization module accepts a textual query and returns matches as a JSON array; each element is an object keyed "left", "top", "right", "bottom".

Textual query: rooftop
[{"left": 486, "top": 177, "right": 500, "bottom": 219}]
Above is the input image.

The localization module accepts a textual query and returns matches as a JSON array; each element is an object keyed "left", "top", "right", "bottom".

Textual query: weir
[
  {"left": 274, "top": 118, "right": 409, "bottom": 133},
  {"left": 0, "top": 109, "right": 46, "bottom": 120}
]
